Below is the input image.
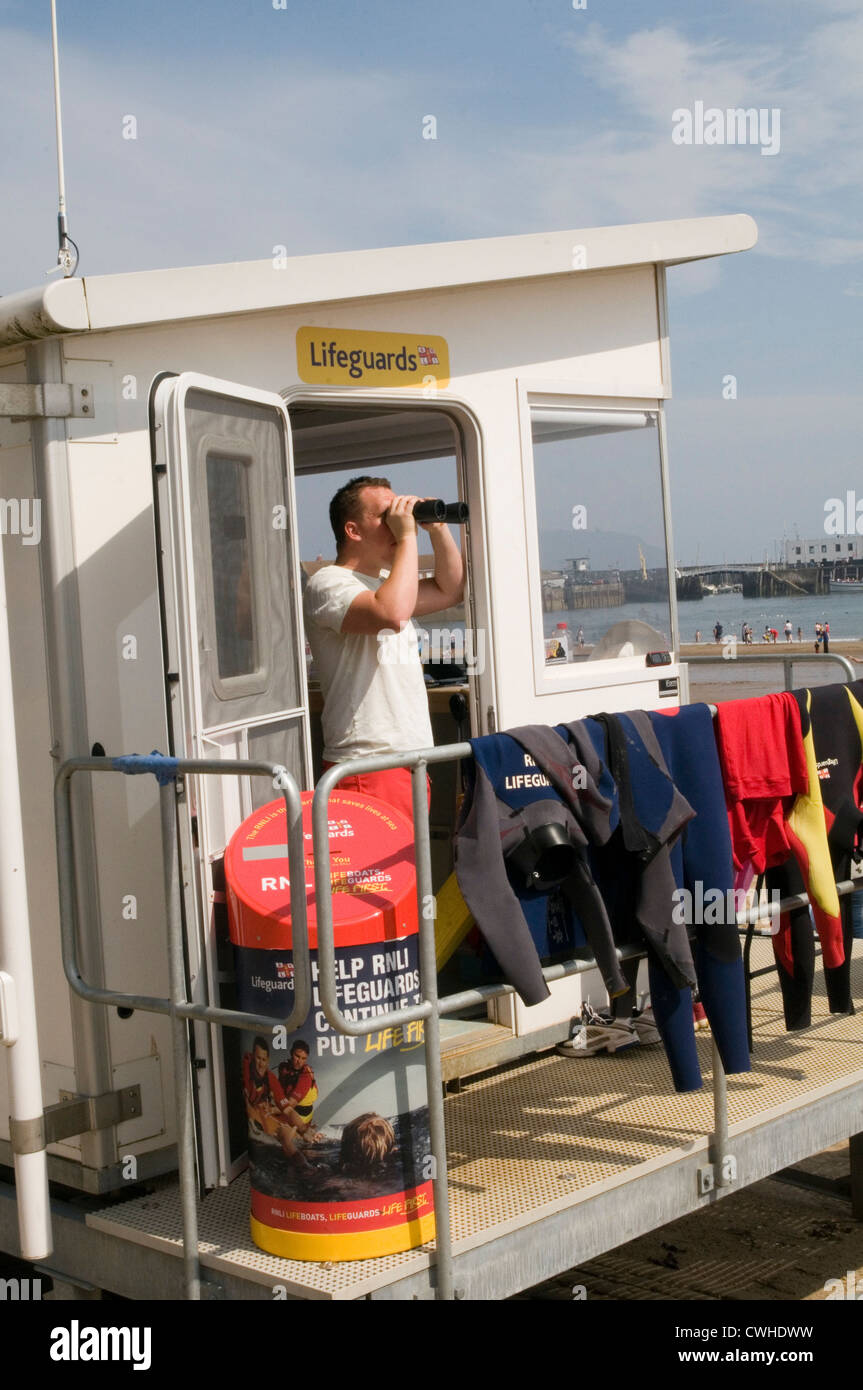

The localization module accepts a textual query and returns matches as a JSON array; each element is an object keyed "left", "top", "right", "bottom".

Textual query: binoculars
[{"left": 410, "top": 499, "right": 470, "bottom": 524}]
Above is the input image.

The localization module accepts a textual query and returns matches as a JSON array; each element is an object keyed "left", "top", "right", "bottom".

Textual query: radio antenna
[{"left": 48, "top": 0, "right": 79, "bottom": 276}]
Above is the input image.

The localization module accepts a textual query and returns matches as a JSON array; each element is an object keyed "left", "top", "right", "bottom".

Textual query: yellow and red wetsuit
[
  {"left": 279, "top": 1063, "right": 318, "bottom": 1122},
  {"left": 764, "top": 684, "right": 862, "bottom": 1026},
  {"left": 715, "top": 690, "right": 845, "bottom": 1030}
]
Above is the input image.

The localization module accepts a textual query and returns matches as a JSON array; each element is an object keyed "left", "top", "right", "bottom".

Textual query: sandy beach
[{"left": 680, "top": 637, "right": 863, "bottom": 704}]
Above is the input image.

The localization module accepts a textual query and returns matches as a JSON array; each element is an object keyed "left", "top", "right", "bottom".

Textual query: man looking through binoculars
[{"left": 303, "top": 475, "right": 465, "bottom": 820}]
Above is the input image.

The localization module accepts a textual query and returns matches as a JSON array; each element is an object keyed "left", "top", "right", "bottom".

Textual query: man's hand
[
  {"left": 385, "top": 494, "right": 420, "bottom": 541},
  {"left": 260, "top": 1109, "right": 283, "bottom": 1138}
]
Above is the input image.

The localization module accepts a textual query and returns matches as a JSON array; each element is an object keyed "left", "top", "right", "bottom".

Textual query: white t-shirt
[{"left": 303, "top": 565, "right": 433, "bottom": 762}]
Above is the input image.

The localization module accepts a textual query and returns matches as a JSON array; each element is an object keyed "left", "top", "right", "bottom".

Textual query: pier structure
[{"left": 676, "top": 563, "right": 830, "bottom": 599}]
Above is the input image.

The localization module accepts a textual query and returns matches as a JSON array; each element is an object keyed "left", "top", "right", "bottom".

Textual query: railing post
[
  {"left": 411, "top": 759, "right": 455, "bottom": 1302},
  {"left": 711, "top": 1041, "right": 730, "bottom": 1188},
  {"left": 159, "top": 779, "right": 201, "bottom": 1301}
]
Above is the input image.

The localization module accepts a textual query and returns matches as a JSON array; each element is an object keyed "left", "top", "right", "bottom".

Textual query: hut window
[
  {"left": 206, "top": 452, "right": 258, "bottom": 679},
  {"left": 528, "top": 406, "right": 671, "bottom": 665}
]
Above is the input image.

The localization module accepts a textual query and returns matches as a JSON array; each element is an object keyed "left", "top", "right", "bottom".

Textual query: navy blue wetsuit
[
  {"left": 649, "top": 704, "right": 751, "bottom": 1083},
  {"left": 455, "top": 731, "right": 627, "bottom": 1007},
  {"left": 563, "top": 712, "right": 708, "bottom": 1092}
]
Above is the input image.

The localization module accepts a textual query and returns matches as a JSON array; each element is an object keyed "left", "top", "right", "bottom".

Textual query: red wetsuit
[
  {"left": 715, "top": 691, "right": 844, "bottom": 1030},
  {"left": 716, "top": 691, "right": 808, "bottom": 875}
]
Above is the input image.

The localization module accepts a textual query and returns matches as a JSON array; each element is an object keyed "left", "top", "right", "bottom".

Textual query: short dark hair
[
  {"left": 329, "top": 475, "right": 391, "bottom": 553},
  {"left": 252, "top": 1035, "right": 269, "bottom": 1055},
  {"left": 291, "top": 1040, "right": 311, "bottom": 1056}
]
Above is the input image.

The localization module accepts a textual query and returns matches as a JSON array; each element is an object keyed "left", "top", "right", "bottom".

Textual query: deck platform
[{"left": 12, "top": 941, "right": 862, "bottom": 1300}]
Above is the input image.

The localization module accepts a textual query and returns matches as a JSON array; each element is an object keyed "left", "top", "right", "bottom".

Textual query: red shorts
[{"left": 321, "top": 763, "right": 431, "bottom": 824}]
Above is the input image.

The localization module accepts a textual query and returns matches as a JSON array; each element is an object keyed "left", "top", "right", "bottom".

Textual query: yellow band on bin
[{"left": 250, "top": 1212, "right": 436, "bottom": 1262}]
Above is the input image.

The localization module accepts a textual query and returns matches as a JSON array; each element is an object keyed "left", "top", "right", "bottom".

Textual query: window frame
[{"left": 517, "top": 384, "right": 675, "bottom": 697}]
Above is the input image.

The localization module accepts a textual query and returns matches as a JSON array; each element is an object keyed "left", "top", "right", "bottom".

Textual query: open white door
[{"left": 151, "top": 373, "right": 311, "bottom": 1187}]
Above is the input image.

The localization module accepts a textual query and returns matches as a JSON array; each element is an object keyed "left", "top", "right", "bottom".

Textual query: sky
[{"left": 1, "top": 0, "right": 860, "bottom": 563}]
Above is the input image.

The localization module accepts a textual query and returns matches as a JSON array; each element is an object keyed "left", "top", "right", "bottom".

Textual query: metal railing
[
  {"left": 55, "top": 755, "right": 313, "bottom": 1300},
  {"left": 685, "top": 648, "right": 856, "bottom": 689},
  {"left": 52, "top": 654, "right": 862, "bottom": 1301},
  {"left": 54, "top": 744, "right": 742, "bottom": 1301}
]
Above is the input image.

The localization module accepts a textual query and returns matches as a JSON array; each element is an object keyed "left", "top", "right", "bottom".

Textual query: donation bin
[{"left": 225, "top": 790, "right": 434, "bottom": 1260}]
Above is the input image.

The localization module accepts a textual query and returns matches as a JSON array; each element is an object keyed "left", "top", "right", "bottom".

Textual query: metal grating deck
[{"left": 87, "top": 941, "right": 863, "bottom": 1298}]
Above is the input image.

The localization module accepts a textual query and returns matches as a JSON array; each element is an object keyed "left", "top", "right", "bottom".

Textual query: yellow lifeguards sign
[{"left": 296, "top": 326, "right": 450, "bottom": 388}]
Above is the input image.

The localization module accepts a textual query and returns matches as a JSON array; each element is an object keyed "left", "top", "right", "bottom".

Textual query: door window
[{"left": 206, "top": 452, "right": 258, "bottom": 680}]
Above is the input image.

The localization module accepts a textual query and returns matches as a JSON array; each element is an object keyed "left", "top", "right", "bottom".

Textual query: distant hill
[{"left": 540, "top": 529, "right": 666, "bottom": 573}]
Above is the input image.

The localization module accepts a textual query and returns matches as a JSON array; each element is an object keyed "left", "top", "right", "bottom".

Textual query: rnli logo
[{"left": 296, "top": 326, "right": 450, "bottom": 388}]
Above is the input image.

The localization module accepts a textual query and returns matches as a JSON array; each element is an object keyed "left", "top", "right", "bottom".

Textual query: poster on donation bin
[{"left": 226, "top": 790, "right": 435, "bottom": 1260}]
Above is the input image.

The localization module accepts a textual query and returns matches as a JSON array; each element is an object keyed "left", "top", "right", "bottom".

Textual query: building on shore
[{"left": 783, "top": 536, "right": 863, "bottom": 565}]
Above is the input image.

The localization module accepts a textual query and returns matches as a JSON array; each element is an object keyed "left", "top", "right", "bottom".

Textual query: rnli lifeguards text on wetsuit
[{"left": 504, "top": 752, "right": 551, "bottom": 791}]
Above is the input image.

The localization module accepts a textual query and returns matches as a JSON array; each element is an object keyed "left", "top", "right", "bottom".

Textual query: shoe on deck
[
  {"left": 557, "top": 1004, "right": 638, "bottom": 1057},
  {"left": 631, "top": 1006, "right": 662, "bottom": 1047}
]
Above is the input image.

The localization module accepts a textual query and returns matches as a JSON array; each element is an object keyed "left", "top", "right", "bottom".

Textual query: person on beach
[
  {"left": 784, "top": 620, "right": 793, "bottom": 642},
  {"left": 823, "top": 621, "right": 830, "bottom": 654},
  {"left": 713, "top": 621, "right": 723, "bottom": 642},
  {"left": 695, "top": 629, "right": 702, "bottom": 643},
  {"left": 798, "top": 626, "right": 803, "bottom": 642},
  {"left": 814, "top": 622, "right": 822, "bottom": 653}
]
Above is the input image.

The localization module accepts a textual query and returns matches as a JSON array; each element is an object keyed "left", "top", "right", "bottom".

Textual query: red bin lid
[{"left": 224, "top": 791, "right": 418, "bottom": 950}]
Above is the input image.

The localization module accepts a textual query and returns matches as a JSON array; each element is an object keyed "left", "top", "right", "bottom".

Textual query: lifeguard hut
[{"left": 5, "top": 215, "right": 857, "bottom": 1302}]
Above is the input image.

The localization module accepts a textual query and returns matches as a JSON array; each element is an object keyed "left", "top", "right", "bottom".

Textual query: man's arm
[
  {"left": 413, "top": 519, "right": 465, "bottom": 617},
  {"left": 269, "top": 1073, "right": 291, "bottom": 1113}
]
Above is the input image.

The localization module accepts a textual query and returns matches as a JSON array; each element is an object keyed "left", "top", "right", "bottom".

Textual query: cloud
[
  {"left": 2, "top": 8, "right": 861, "bottom": 298},
  {"left": 550, "top": 16, "right": 863, "bottom": 268}
]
